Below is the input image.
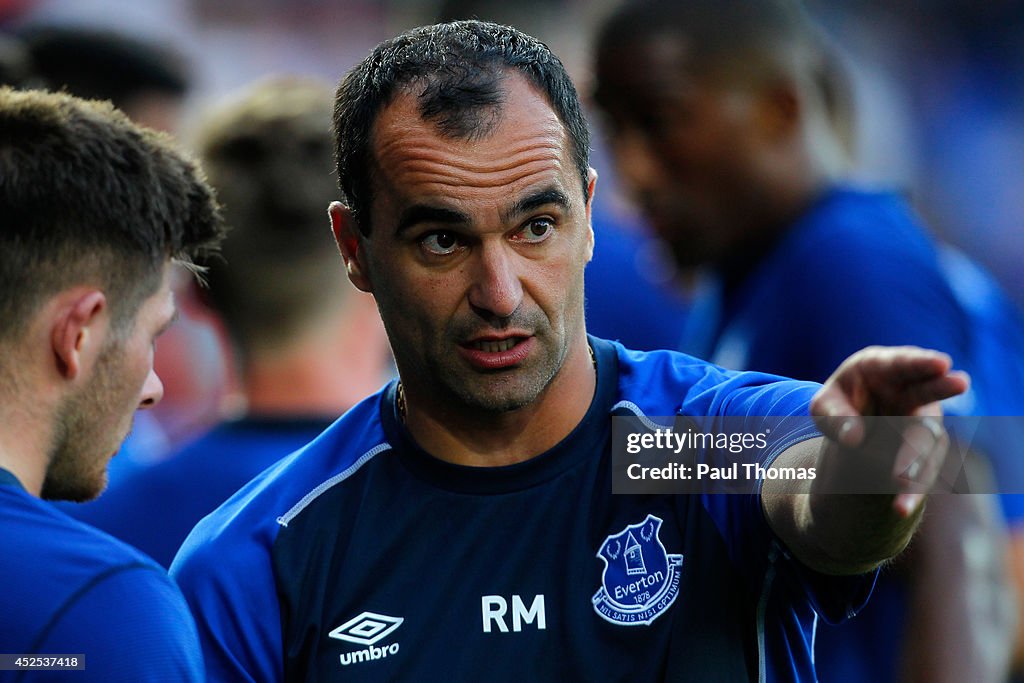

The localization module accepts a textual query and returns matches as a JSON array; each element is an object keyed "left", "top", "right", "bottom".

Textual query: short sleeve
[
  {"left": 683, "top": 371, "right": 878, "bottom": 621},
  {"left": 171, "top": 517, "right": 284, "bottom": 683}
]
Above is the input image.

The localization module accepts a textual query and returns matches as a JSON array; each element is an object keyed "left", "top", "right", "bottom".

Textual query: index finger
[
  {"left": 854, "top": 346, "right": 953, "bottom": 387},
  {"left": 891, "top": 371, "right": 970, "bottom": 411}
]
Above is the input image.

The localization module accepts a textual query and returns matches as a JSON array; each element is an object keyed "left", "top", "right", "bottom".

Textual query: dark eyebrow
[
  {"left": 501, "top": 188, "right": 571, "bottom": 223},
  {"left": 396, "top": 205, "right": 469, "bottom": 237}
]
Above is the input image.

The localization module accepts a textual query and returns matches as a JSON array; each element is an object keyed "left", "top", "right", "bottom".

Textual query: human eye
[
  {"left": 514, "top": 217, "right": 555, "bottom": 244},
  {"left": 420, "top": 230, "right": 463, "bottom": 256}
]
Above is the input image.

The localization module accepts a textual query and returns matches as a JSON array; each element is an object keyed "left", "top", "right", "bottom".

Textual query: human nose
[
  {"left": 138, "top": 368, "right": 164, "bottom": 409},
  {"left": 467, "top": 241, "right": 523, "bottom": 320}
]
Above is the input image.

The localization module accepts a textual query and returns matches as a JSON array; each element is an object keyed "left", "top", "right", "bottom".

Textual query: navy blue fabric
[
  {"left": 172, "top": 338, "right": 871, "bottom": 682},
  {"left": 64, "top": 416, "right": 332, "bottom": 568},
  {"left": 0, "top": 468, "right": 203, "bottom": 682}
]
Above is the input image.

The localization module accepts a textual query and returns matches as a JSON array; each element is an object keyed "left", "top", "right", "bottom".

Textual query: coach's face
[
  {"left": 335, "top": 73, "right": 595, "bottom": 414},
  {"left": 42, "top": 264, "right": 174, "bottom": 501}
]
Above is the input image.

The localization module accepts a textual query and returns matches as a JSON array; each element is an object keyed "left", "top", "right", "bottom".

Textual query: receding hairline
[
  {"left": 362, "top": 70, "right": 584, "bottom": 213},
  {"left": 332, "top": 20, "right": 592, "bottom": 236}
]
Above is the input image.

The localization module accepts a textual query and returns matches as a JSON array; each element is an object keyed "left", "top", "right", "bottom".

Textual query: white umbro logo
[{"left": 329, "top": 612, "right": 404, "bottom": 646}]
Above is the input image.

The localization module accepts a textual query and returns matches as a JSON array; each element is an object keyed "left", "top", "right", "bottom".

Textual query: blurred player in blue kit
[
  {"left": 172, "top": 20, "right": 969, "bottom": 682},
  {"left": 0, "top": 87, "right": 224, "bottom": 680},
  {"left": 591, "top": 0, "right": 1024, "bottom": 681}
]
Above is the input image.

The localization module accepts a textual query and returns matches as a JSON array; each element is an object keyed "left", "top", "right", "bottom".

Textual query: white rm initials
[{"left": 481, "top": 594, "right": 546, "bottom": 633}]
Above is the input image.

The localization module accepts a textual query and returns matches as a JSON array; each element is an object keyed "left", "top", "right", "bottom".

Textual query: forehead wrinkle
[
  {"left": 375, "top": 126, "right": 563, "bottom": 171},
  {"left": 377, "top": 129, "right": 567, "bottom": 193},
  {"left": 397, "top": 151, "right": 563, "bottom": 184},
  {"left": 397, "top": 162, "right": 562, "bottom": 192},
  {"left": 371, "top": 76, "right": 578, "bottom": 214}
]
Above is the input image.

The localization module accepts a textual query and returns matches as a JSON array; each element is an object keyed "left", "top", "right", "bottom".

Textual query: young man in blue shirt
[
  {"left": 173, "top": 21, "right": 966, "bottom": 682},
  {"left": 0, "top": 87, "right": 224, "bottom": 680},
  {"left": 65, "top": 78, "right": 391, "bottom": 568}
]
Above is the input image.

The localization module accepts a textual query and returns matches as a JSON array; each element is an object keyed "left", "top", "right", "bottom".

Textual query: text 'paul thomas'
[
  {"left": 621, "top": 427, "right": 815, "bottom": 484},
  {"left": 626, "top": 462, "right": 816, "bottom": 481}
]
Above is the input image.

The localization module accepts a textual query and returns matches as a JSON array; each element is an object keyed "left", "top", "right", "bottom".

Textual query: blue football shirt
[
  {"left": 0, "top": 468, "right": 203, "bottom": 682},
  {"left": 172, "top": 338, "right": 872, "bottom": 682}
]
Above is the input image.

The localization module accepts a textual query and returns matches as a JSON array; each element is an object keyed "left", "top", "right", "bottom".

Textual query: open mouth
[
  {"left": 459, "top": 334, "right": 535, "bottom": 370},
  {"left": 469, "top": 337, "right": 525, "bottom": 353}
]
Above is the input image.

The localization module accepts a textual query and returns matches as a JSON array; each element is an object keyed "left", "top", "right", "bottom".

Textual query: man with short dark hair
[
  {"left": 68, "top": 77, "right": 391, "bottom": 568},
  {"left": 173, "top": 21, "right": 966, "bottom": 681},
  {"left": 0, "top": 87, "right": 224, "bottom": 679},
  {"left": 19, "top": 24, "right": 231, "bottom": 468}
]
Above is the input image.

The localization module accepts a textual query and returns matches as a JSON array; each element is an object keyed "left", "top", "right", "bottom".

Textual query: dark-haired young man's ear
[
  {"left": 49, "top": 289, "right": 109, "bottom": 382},
  {"left": 328, "top": 201, "right": 372, "bottom": 293}
]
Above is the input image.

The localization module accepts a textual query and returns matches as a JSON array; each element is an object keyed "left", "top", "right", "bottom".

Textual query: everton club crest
[{"left": 592, "top": 514, "right": 683, "bottom": 626}]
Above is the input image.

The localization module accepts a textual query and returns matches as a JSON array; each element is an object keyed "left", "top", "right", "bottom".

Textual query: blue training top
[
  {"left": 0, "top": 468, "right": 203, "bottom": 682},
  {"left": 172, "top": 337, "right": 873, "bottom": 682}
]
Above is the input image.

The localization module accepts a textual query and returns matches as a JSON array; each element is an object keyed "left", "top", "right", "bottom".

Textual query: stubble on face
[
  {"left": 41, "top": 333, "right": 133, "bottom": 502},
  {"left": 421, "top": 300, "right": 570, "bottom": 414}
]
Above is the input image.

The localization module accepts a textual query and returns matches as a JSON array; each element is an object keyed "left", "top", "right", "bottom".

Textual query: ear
[
  {"left": 329, "top": 201, "right": 373, "bottom": 293},
  {"left": 584, "top": 168, "right": 598, "bottom": 263},
  {"left": 51, "top": 289, "right": 109, "bottom": 381}
]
